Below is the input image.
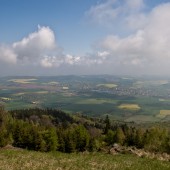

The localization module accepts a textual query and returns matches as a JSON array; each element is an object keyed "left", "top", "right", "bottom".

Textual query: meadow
[{"left": 0, "top": 149, "right": 169, "bottom": 170}]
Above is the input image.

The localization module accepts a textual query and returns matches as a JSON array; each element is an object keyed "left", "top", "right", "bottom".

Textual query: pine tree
[
  {"left": 135, "top": 128, "right": 144, "bottom": 148},
  {"left": 43, "top": 128, "right": 58, "bottom": 151},
  {"left": 104, "top": 115, "right": 110, "bottom": 134},
  {"left": 64, "top": 129, "right": 76, "bottom": 153},
  {"left": 0, "top": 106, "right": 10, "bottom": 147},
  {"left": 73, "top": 125, "right": 90, "bottom": 152},
  {"left": 57, "top": 129, "right": 65, "bottom": 152},
  {"left": 105, "top": 130, "right": 116, "bottom": 145}
]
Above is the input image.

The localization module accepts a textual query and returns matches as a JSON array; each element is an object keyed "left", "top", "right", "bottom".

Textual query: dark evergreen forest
[{"left": 0, "top": 107, "right": 170, "bottom": 154}]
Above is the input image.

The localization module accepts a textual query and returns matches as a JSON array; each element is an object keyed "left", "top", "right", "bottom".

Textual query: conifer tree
[
  {"left": 64, "top": 129, "right": 76, "bottom": 153},
  {"left": 0, "top": 106, "right": 10, "bottom": 146},
  {"left": 104, "top": 115, "right": 110, "bottom": 134},
  {"left": 73, "top": 125, "right": 90, "bottom": 152},
  {"left": 105, "top": 130, "right": 116, "bottom": 145}
]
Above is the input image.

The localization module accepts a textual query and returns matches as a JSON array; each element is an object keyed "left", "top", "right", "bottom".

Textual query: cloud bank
[
  {"left": 87, "top": 0, "right": 170, "bottom": 75},
  {"left": 0, "top": 26, "right": 106, "bottom": 71}
]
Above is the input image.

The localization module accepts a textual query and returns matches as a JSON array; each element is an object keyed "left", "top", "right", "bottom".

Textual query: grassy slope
[{"left": 0, "top": 149, "right": 169, "bottom": 170}]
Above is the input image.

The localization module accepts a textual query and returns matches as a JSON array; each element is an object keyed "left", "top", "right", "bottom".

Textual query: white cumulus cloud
[{"left": 13, "top": 26, "right": 56, "bottom": 61}]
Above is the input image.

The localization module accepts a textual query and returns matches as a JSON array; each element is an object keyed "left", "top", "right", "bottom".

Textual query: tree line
[{"left": 0, "top": 107, "right": 170, "bottom": 154}]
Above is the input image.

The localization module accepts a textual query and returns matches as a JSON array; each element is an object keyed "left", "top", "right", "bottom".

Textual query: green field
[
  {"left": 0, "top": 149, "right": 169, "bottom": 170},
  {"left": 97, "top": 83, "right": 117, "bottom": 88}
]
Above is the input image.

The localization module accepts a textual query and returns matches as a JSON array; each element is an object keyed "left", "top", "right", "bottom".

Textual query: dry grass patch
[
  {"left": 118, "top": 104, "right": 141, "bottom": 110},
  {"left": 8, "top": 79, "right": 37, "bottom": 84},
  {"left": 77, "top": 99, "right": 114, "bottom": 105},
  {"left": 13, "top": 93, "right": 25, "bottom": 96},
  {"left": 47, "top": 82, "right": 59, "bottom": 85},
  {"left": 35, "top": 91, "right": 49, "bottom": 94},
  {"left": 63, "top": 87, "right": 69, "bottom": 90},
  {"left": 157, "top": 110, "right": 170, "bottom": 118}
]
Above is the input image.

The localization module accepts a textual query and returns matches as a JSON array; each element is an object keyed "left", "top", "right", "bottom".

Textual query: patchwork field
[{"left": 1, "top": 75, "right": 170, "bottom": 122}]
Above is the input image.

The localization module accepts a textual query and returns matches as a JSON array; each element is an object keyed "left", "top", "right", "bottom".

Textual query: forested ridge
[{"left": 0, "top": 106, "right": 170, "bottom": 154}]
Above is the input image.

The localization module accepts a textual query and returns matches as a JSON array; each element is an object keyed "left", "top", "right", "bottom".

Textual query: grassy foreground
[{"left": 0, "top": 149, "right": 169, "bottom": 170}]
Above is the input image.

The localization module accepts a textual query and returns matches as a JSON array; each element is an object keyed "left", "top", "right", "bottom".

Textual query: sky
[{"left": 0, "top": 0, "right": 170, "bottom": 76}]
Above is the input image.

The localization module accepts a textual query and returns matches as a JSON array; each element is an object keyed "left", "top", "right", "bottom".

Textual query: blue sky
[
  {"left": 0, "top": 0, "right": 170, "bottom": 75},
  {"left": 0, "top": 0, "right": 99, "bottom": 54}
]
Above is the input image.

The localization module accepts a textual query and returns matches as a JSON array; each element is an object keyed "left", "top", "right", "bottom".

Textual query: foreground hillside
[
  {"left": 0, "top": 149, "right": 169, "bottom": 170},
  {"left": 0, "top": 107, "right": 170, "bottom": 169}
]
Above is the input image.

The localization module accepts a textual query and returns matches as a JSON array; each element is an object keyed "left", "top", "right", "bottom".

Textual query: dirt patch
[{"left": 1, "top": 145, "right": 23, "bottom": 151}]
